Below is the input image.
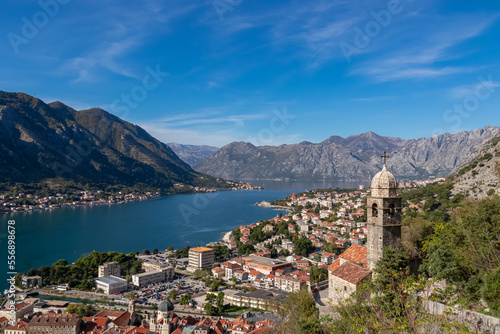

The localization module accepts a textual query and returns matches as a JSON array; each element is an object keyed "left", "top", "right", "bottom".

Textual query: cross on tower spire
[{"left": 381, "top": 151, "right": 389, "bottom": 165}]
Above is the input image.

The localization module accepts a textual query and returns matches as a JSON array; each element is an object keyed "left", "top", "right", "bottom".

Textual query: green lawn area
[{"left": 223, "top": 305, "right": 266, "bottom": 313}]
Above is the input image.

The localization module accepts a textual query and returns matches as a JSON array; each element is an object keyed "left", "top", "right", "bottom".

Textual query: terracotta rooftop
[
  {"left": 330, "top": 261, "right": 371, "bottom": 285},
  {"left": 82, "top": 317, "right": 111, "bottom": 328},
  {"left": 5, "top": 319, "right": 29, "bottom": 331},
  {"left": 339, "top": 244, "right": 367, "bottom": 266},
  {"left": 29, "top": 314, "right": 80, "bottom": 327},
  {"left": 94, "top": 311, "right": 125, "bottom": 320}
]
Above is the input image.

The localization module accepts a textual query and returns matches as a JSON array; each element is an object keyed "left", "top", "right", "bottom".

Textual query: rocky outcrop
[{"left": 451, "top": 135, "right": 500, "bottom": 200}]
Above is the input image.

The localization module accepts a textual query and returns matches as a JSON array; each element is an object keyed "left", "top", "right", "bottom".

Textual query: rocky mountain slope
[
  {"left": 0, "top": 91, "right": 225, "bottom": 189},
  {"left": 168, "top": 143, "right": 219, "bottom": 166},
  {"left": 194, "top": 127, "right": 500, "bottom": 181},
  {"left": 451, "top": 136, "right": 500, "bottom": 200}
]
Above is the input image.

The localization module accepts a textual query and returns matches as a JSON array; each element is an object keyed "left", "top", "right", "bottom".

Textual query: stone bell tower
[{"left": 367, "top": 152, "right": 402, "bottom": 270}]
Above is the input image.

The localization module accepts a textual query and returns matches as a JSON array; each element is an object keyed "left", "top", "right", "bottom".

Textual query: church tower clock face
[{"left": 366, "top": 152, "right": 402, "bottom": 270}]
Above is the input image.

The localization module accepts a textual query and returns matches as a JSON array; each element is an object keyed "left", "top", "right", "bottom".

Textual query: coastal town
[
  {"left": 0, "top": 181, "right": 261, "bottom": 213},
  {"left": 1, "top": 172, "right": 451, "bottom": 334},
  {"left": 1, "top": 183, "right": 371, "bottom": 332}
]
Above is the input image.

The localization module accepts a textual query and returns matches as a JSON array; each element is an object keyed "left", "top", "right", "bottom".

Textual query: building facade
[
  {"left": 93, "top": 275, "right": 128, "bottom": 294},
  {"left": 188, "top": 247, "right": 215, "bottom": 271},
  {"left": 21, "top": 276, "right": 42, "bottom": 288},
  {"left": 131, "top": 267, "right": 174, "bottom": 286},
  {"left": 28, "top": 314, "right": 81, "bottom": 334},
  {"left": 98, "top": 262, "right": 121, "bottom": 277}
]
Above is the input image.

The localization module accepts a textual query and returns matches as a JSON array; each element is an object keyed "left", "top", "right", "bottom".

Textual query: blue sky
[{"left": 1, "top": 0, "right": 500, "bottom": 147}]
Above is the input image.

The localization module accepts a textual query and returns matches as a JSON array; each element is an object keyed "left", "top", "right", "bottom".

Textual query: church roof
[
  {"left": 158, "top": 300, "right": 174, "bottom": 312},
  {"left": 330, "top": 261, "right": 371, "bottom": 285},
  {"left": 112, "top": 311, "right": 131, "bottom": 327},
  {"left": 340, "top": 244, "right": 367, "bottom": 265},
  {"left": 371, "top": 164, "right": 397, "bottom": 190}
]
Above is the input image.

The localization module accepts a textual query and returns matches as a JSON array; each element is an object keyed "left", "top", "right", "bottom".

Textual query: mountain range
[
  {"left": 0, "top": 91, "right": 226, "bottom": 189},
  {"left": 168, "top": 143, "right": 219, "bottom": 166},
  {"left": 194, "top": 127, "right": 500, "bottom": 181}
]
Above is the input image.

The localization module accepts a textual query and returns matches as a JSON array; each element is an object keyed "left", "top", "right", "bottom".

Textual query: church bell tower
[{"left": 367, "top": 152, "right": 402, "bottom": 270}]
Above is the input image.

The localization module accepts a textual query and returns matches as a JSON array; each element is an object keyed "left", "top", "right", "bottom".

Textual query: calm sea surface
[{"left": 0, "top": 180, "right": 365, "bottom": 290}]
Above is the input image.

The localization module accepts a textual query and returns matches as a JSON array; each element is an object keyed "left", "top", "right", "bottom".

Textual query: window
[
  {"left": 372, "top": 203, "right": 378, "bottom": 218},
  {"left": 388, "top": 203, "right": 395, "bottom": 218}
]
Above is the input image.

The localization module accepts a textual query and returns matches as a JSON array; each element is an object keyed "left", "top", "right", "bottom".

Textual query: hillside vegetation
[
  {"left": 451, "top": 135, "right": 500, "bottom": 199},
  {"left": 0, "top": 91, "right": 230, "bottom": 191},
  {"left": 271, "top": 174, "right": 499, "bottom": 333}
]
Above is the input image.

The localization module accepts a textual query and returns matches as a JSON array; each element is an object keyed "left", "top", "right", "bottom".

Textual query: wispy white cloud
[
  {"left": 156, "top": 113, "right": 268, "bottom": 127},
  {"left": 448, "top": 78, "right": 500, "bottom": 100},
  {"left": 350, "top": 14, "right": 499, "bottom": 81},
  {"left": 140, "top": 121, "right": 302, "bottom": 147},
  {"left": 64, "top": 38, "right": 140, "bottom": 82},
  {"left": 61, "top": 1, "right": 201, "bottom": 83}
]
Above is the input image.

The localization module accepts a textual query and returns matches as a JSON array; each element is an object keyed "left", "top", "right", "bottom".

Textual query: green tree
[
  {"left": 216, "top": 292, "right": 225, "bottom": 313},
  {"left": 142, "top": 249, "right": 150, "bottom": 255},
  {"left": 274, "top": 287, "right": 324, "bottom": 334},
  {"left": 205, "top": 293, "right": 216, "bottom": 305},
  {"left": 170, "top": 289, "right": 179, "bottom": 300},
  {"left": 180, "top": 294, "right": 191, "bottom": 306},
  {"left": 167, "top": 246, "right": 174, "bottom": 252},
  {"left": 210, "top": 280, "right": 221, "bottom": 291},
  {"left": 294, "top": 237, "right": 313, "bottom": 257},
  {"left": 65, "top": 304, "right": 96, "bottom": 318},
  {"left": 204, "top": 302, "right": 215, "bottom": 316},
  {"left": 153, "top": 249, "right": 159, "bottom": 254}
]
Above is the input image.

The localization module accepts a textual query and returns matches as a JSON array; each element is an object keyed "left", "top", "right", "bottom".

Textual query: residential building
[
  {"left": 4, "top": 320, "right": 29, "bottom": 334},
  {"left": 241, "top": 256, "right": 292, "bottom": 276},
  {"left": 211, "top": 267, "right": 225, "bottom": 278},
  {"left": 321, "top": 252, "right": 336, "bottom": 265},
  {"left": 224, "top": 290, "right": 284, "bottom": 310},
  {"left": 296, "top": 260, "right": 310, "bottom": 270},
  {"left": 141, "top": 261, "right": 166, "bottom": 272},
  {"left": 0, "top": 302, "right": 34, "bottom": 321},
  {"left": 93, "top": 275, "right": 128, "bottom": 294},
  {"left": 131, "top": 267, "right": 174, "bottom": 286},
  {"left": 233, "top": 270, "right": 248, "bottom": 282},
  {"left": 188, "top": 247, "right": 215, "bottom": 271},
  {"left": 273, "top": 275, "right": 306, "bottom": 293},
  {"left": 98, "top": 262, "right": 121, "bottom": 278},
  {"left": 28, "top": 314, "right": 81, "bottom": 334}
]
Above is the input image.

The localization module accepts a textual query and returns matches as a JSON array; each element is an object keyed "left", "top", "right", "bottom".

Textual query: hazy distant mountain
[
  {"left": 168, "top": 143, "right": 219, "bottom": 166},
  {"left": 194, "top": 126, "right": 500, "bottom": 181},
  {"left": 0, "top": 91, "right": 227, "bottom": 189}
]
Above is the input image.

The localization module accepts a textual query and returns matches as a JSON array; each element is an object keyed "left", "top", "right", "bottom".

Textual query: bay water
[{"left": 0, "top": 180, "right": 365, "bottom": 290}]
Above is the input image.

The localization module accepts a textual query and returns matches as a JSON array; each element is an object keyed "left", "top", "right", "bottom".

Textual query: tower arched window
[
  {"left": 372, "top": 203, "right": 378, "bottom": 218},
  {"left": 388, "top": 203, "right": 395, "bottom": 218}
]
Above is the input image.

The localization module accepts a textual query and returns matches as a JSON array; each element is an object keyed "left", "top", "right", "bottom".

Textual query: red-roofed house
[{"left": 5, "top": 319, "right": 29, "bottom": 334}]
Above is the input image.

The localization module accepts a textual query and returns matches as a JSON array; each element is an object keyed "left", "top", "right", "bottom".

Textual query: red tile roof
[
  {"left": 112, "top": 312, "right": 131, "bottom": 327},
  {"left": 330, "top": 261, "right": 371, "bottom": 285},
  {"left": 339, "top": 244, "right": 367, "bottom": 266},
  {"left": 82, "top": 317, "right": 111, "bottom": 327},
  {"left": 6, "top": 319, "right": 29, "bottom": 331}
]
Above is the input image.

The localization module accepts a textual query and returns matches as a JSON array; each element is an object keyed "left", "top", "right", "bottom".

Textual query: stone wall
[{"left": 421, "top": 299, "right": 500, "bottom": 334}]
